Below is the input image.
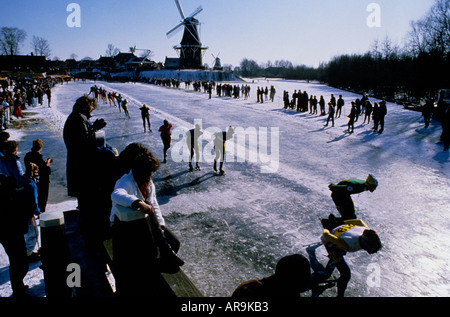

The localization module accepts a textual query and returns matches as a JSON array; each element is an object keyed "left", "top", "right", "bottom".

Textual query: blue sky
[{"left": 2, "top": 0, "right": 436, "bottom": 67}]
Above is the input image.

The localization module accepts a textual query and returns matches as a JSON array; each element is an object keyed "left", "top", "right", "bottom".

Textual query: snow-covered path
[{"left": 1, "top": 79, "right": 449, "bottom": 297}]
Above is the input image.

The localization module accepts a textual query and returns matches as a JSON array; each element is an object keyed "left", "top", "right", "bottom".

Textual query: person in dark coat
[
  {"left": 346, "top": 102, "right": 357, "bottom": 133},
  {"left": 319, "top": 95, "right": 326, "bottom": 115},
  {"left": 232, "top": 254, "right": 311, "bottom": 298},
  {"left": 336, "top": 95, "right": 344, "bottom": 118},
  {"left": 422, "top": 99, "right": 434, "bottom": 128},
  {"left": 372, "top": 102, "right": 380, "bottom": 132},
  {"left": 139, "top": 104, "right": 151, "bottom": 133},
  {"left": 0, "top": 140, "right": 32, "bottom": 297},
  {"left": 324, "top": 102, "right": 335, "bottom": 127},
  {"left": 377, "top": 100, "right": 387, "bottom": 134},
  {"left": 63, "top": 95, "right": 113, "bottom": 248},
  {"left": 363, "top": 100, "right": 372, "bottom": 124},
  {"left": 158, "top": 120, "right": 173, "bottom": 163},
  {"left": 24, "top": 139, "right": 53, "bottom": 213}
]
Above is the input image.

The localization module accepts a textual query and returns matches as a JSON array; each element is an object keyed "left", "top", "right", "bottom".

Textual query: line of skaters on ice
[
  {"left": 283, "top": 91, "right": 388, "bottom": 134},
  {"left": 143, "top": 77, "right": 269, "bottom": 101},
  {"left": 88, "top": 86, "right": 236, "bottom": 174}
]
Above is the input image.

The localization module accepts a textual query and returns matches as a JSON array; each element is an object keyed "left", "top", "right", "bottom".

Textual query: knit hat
[{"left": 365, "top": 174, "right": 378, "bottom": 192}]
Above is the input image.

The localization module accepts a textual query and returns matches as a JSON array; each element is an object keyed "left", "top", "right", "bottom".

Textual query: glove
[{"left": 93, "top": 118, "right": 107, "bottom": 131}]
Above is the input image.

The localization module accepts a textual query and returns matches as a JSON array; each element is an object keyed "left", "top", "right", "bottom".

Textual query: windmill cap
[{"left": 365, "top": 174, "right": 378, "bottom": 191}]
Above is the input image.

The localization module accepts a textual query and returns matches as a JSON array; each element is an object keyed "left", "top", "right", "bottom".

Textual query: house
[{"left": 165, "top": 57, "right": 180, "bottom": 69}]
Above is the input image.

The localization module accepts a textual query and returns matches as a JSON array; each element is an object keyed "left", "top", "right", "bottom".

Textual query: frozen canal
[{"left": 2, "top": 78, "right": 449, "bottom": 297}]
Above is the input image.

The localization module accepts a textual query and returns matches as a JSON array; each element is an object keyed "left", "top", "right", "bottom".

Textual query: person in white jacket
[
  {"left": 110, "top": 169, "right": 165, "bottom": 227},
  {"left": 110, "top": 150, "right": 182, "bottom": 297}
]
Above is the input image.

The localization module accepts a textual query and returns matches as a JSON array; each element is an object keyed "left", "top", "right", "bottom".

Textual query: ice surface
[{"left": 1, "top": 78, "right": 449, "bottom": 297}]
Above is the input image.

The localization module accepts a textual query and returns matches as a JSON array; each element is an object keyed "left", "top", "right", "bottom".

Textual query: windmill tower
[
  {"left": 166, "top": 0, "right": 208, "bottom": 69},
  {"left": 212, "top": 53, "right": 223, "bottom": 70}
]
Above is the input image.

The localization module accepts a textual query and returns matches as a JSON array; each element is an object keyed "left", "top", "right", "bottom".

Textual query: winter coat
[
  {"left": 379, "top": 103, "right": 387, "bottom": 117},
  {"left": 24, "top": 150, "right": 51, "bottom": 184},
  {"left": 329, "top": 178, "right": 367, "bottom": 196},
  {"left": 110, "top": 171, "right": 165, "bottom": 227},
  {"left": 63, "top": 110, "right": 98, "bottom": 197}
]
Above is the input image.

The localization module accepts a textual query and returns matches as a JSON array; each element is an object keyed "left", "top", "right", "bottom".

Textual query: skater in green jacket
[{"left": 328, "top": 174, "right": 378, "bottom": 220}]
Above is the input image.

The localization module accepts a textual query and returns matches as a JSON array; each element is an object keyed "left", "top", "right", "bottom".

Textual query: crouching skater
[{"left": 307, "top": 218, "right": 382, "bottom": 297}]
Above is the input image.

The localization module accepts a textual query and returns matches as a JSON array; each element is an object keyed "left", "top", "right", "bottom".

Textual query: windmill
[
  {"left": 211, "top": 52, "right": 223, "bottom": 70},
  {"left": 166, "top": 0, "right": 208, "bottom": 69}
]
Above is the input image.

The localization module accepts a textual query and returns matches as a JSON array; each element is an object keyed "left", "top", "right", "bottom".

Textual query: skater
[
  {"left": 108, "top": 92, "right": 116, "bottom": 107},
  {"left": 324, "top": 102, "right": 335, "bottom": 127},
  {"left": 186, "top": 124, "right": 203, "bottom": 171},
  {"left": 422, "top": 99, "right": 434, "bottom": 128},
  {"left": 328, "top": 175, "right": 378, "bottom": 220},
  {"left": 312, "top": 96, "right": 318, "bottom": 115},
  {"left": 213, "top": 126, "right": 235, "bottom": 174},
  {"left": 13, "top": 94, "right": 24, "bottom": 119},
  {"left": 121, "top": 99, "right": 130, "bottom": 119},
  {"left": 378, "top": 100, "right": 387, "bottom": 134},
  {"left": 139, "top": 104, "right": 151, "bottom": 133},
  {"left": 232, "top": 254, "right": 311, "bottom": 298},
  {"left": 116, "top": 94, "right": 123, "bottom": 112},
  {"left": 336, "top": 95, "right": 344, "bottom": 118},
  {"left": 158, "top": 120, "right": 173, "bottom": 163},
  {"left": 307, "top": 218, "right": 382, "bottom": 297},
  {"left": 270, "top": 86, "right": 276, "bottom": 102},
  {"left": 45, "top": 87, "right": 51, "bottom": 108},
  {"left": 346, "top": 102, "right": 357, "bottom": 133},
  {"left": 363, "top": 100, "right": 372, "bottom": 124},
  {"left": 319, "top": 96, "right": 326, "bottom": 115},
  {"left": 372, "top": 102, "right": 380, "bottom": 132}
]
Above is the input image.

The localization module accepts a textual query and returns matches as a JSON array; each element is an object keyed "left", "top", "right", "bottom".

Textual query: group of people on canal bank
[{"left": 283, "top": 91, "right": 388, "bottom": 134}]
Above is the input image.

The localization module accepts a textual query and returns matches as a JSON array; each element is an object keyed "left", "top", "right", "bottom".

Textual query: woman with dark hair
[{"left": 110, "top": 148, "right": 183, "bottom": 297}]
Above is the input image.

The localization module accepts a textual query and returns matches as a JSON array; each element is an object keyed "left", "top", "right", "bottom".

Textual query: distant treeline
[{"left": 235, "top": 0, "right": 450, "bottom": 105}]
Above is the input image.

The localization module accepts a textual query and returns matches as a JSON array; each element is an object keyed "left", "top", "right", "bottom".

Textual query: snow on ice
[{"left": 1, "top": 78, "right": 449, "bottom": 297}]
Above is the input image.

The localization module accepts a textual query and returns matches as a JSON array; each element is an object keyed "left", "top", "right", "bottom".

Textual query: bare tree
[
  {"left": 408, "top": 0, "right": 450, "bottom": 56},
  {"left": 32, "top": 35, "right": 52, "bottom": 58},
  {"left": 0, "top": 27, "right": 27, "bottom": 55},
  {"left": 105, "top": 43, "right": 120, "bottom": 57}
]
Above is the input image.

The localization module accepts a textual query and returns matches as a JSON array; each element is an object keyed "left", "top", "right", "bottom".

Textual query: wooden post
[{"left": 39, "top": 211, "right": 72, "bottom": 297}]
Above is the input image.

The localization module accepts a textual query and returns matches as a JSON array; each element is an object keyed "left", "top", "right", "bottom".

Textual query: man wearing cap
[{"left": 328, "top": 174, "right": 378, "bottom": 220}]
